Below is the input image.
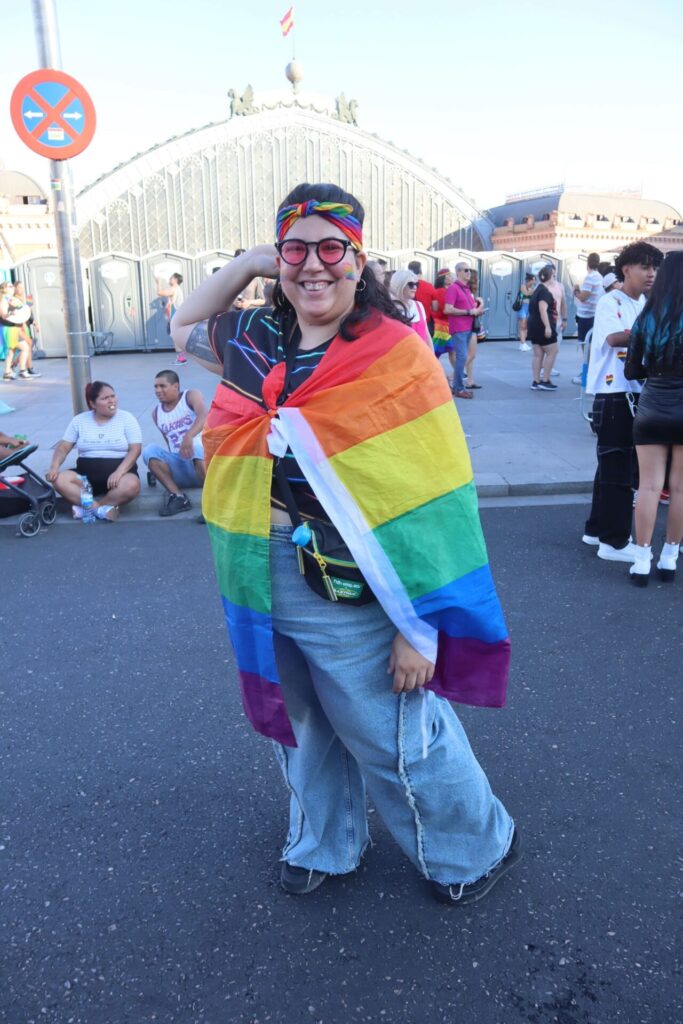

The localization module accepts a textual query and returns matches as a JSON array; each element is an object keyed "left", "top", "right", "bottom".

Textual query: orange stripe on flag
[{"left": 280, "top": 7, "right": 294, "bottom": 35}]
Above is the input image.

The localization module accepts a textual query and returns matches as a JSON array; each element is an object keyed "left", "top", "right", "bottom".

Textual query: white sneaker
[
  {"left": 629, "top": 545, "right": 652, "bottom": 586},
  {"left": 551, "top": 369, "right": 560, "bottom": 376},
  {"left": 581, "top": 534, "right": 599, "bottom": 546},
  {"left": 597, "top": 541, "right": 638, "bottom": 563},
  {"left": 572, "top": 375, "right": 582, "bottom": 385},
  {"left": 519, "top": 342, "right": 531, "bottom": 352},
  {"left": 657, "top": 542, "right": 679, "bottom": 581}
]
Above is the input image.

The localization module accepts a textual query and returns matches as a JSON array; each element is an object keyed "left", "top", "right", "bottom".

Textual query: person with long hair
[
  {"left": 171, "top": 182, "right": 519, "bottom": 906},
  {"left": 46, "top": 381, "right": 142, "bottom": 521},
  {"left": 624, "top": 252, "right": 683, "bottom": 584},
  {"left": 516, "top": 273, "right": 535, "bottom": 351},
  {"left": 389, "top": 269, "right": 431, "bottom": 346}
]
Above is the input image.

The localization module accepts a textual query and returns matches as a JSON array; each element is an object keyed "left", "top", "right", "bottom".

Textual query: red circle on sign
[{"left": 10, "top": 68, "right": 96, "bottom": 160}]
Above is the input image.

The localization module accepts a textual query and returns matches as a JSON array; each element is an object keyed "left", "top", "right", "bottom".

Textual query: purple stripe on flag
[
  {"left": 239, "top": 671, "right": 298, "bottom": 747},
  {"left": 428, "top": 634, "right": 511, "bottom": 708}
]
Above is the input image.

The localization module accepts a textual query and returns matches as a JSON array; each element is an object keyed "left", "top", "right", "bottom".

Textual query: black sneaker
[
  {"left": 530, "top": 381, "right": 540, "bottom": 390},
  {"left": 159, "top": 492, "right": 192, "bottom": 517},
  {"left": 431, "top": 828, "right": 522, "bottom": 907},
  {"left": 27, "top": 368, "right": 42, "bottom": 377},
  {"left": 280, "top": 862, "right": 328, "bottom": 895},
  {"left": 537, "top": 380, "right": 557, "bottom": 391}
]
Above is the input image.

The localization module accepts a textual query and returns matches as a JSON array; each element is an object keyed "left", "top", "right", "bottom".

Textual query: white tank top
[{"left": 154, "top": 392, "right": 196, "bottom": 454}]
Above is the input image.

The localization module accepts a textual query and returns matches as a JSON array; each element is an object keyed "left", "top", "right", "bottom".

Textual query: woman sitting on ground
[
  {"left": 624, "top": 251, "right": 683, "bottom": 585},
  {"left": 46, "top": 381, "right": 142, "bottom": 521},
  {"left": 389, "top": 269, "right": 432, "bottom": 347}
]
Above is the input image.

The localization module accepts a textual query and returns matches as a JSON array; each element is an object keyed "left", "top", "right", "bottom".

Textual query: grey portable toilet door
[
  {"left": 141, "top": 253, "right": 193, "bottom": 350},
  {"left": 90, "top": 254, "right": 145, "bottom": 350},
  {"left": 482, "top": 254, "right": 520, "bottom": 340},
  {"left": 16, "top": 256, "right": 66, "bottom": 357}
]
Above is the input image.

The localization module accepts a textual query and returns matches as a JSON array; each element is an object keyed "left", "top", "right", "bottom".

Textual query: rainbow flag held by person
[
  {"left": 202, "top": 313, "right": 511, "bottom": 747},
  {"left": 280, "top": 6, "right": 294, "bottom": 36}
]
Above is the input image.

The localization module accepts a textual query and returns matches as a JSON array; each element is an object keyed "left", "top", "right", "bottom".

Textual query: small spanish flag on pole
[{"left": 280, "top": 6, "right": 294, "bottom": 36}]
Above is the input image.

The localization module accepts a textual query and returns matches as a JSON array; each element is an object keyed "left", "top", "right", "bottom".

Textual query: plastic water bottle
[{"left": 80, "top": 476, "right": 95, "bottom": 524}]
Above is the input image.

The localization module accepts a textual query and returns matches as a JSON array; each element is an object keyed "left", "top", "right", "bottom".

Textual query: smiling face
[
  {"left": 276, "top": 214, "right": 367, "bottom": 329},
  {"left": 91, "top": 386, "right": 117, "bottom": 418}
]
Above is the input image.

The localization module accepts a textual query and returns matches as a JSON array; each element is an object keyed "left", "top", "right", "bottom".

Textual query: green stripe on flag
[
  {"left": 207, "top": 524, "right": 270, "bottom": 614},
  {"left": 373, "top": 482, "right": 488, "bottom": 600}
]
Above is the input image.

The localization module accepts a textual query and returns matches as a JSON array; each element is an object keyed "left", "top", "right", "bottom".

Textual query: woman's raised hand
[{"left": 243, "top": 245, "right": 279, "bottom": 280}]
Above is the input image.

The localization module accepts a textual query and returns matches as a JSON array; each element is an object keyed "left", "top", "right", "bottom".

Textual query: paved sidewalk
[{"left": 0, "top": 339, "right": 595, "bottom": 517}]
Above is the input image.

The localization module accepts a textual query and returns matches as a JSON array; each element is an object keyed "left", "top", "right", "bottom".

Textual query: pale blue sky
[{"left": 2, "top": 0, "right": 682, "bottom": 215}]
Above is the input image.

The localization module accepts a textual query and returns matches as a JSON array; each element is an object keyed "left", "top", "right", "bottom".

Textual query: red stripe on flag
[{"left": 280, "top": 6, "right": 294, "bottom": 35}]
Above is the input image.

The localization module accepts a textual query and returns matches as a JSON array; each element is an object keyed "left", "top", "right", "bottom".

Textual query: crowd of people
[{"left": 2, "top": 179, "right": 681, "bottom": 914}]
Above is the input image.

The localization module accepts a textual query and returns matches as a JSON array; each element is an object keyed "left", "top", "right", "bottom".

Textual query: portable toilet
[
  {"left": 89, "top": 253, "right": 145, "bottom": 351},
  {"left": 478, "top": 252, "right": 523, "bottom": 340},
  {"left": 194, "top": 251, "right": 233, "bottom": 284},
  {"left": 15, "top": 254, "right": 66, "bottom": 357},
  {"left": 141, "top": 252, "right": 193, "bottom": 350}
]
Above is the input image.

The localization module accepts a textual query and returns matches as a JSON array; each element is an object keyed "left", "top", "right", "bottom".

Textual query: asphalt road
[{"left": 1, "top": 505, "right": 680, "bottom": 1024}]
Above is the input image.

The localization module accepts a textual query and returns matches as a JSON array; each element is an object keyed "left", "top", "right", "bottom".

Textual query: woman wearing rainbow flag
[{"left": 172, "top": 183, "right": 521, "bottom": 905}]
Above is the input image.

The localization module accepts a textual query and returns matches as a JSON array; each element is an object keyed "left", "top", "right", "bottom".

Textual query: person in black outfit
[
  {"left": 528, "top": 266, "right": 558, "bottom": 391},
  {"left": 624, "top": 252, "right": 683, "bottom": 584}
]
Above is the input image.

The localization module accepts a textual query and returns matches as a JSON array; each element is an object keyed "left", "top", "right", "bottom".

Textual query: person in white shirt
[
  {"left": 574, "top": 252, "right": 605, "bottom": 339},
  {"left": 46, "top": 381, "right": 142, "bottom": 521},
  {"left": 583, "top": 243, "right": 663, "bottom": 561}
]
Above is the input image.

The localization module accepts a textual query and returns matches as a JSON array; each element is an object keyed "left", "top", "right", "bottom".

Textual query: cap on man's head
[
  {"left": 525, "top": 271, "right": 536, "bottom": 279},
  {"left": 602, "top": 272, "right": 617, "bottom": 290}
]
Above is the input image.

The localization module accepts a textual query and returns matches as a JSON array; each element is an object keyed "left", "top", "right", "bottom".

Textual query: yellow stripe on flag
[
  {"left": 203, "top": 455, "right": 271, "bottom": 538},
  {"left": 280, "top": 7, "right": 294, "bottom": 35},
  {"left": 329, "top": 401, "right": 473, "bottom": 530}
]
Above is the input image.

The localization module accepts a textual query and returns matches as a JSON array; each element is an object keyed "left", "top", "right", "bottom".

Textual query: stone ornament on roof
[
  {"left": 226, "top": 85, "right": 358, "bottom": 126},
  {"left": 334, "top": 94, "right": 358, "bottom": 126},
  {"left": 228, "top": 86, "right": 257, "bottom": 117}
]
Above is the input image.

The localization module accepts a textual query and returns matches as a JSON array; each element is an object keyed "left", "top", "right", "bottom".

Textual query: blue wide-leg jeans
[{"left": 269, "top": 526, "right": 513, "bottom": 885}]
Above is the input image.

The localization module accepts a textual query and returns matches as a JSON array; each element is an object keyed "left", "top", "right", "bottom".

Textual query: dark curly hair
[
  {"left": 614, "top": 242, "right": 664, "bottom": 283},
  {"left": 272, "top": 182, "right": 409, "bottom": 340}
]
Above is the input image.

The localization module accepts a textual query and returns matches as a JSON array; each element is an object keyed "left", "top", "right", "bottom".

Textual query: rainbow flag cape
[{"left": 203, "top": 312, "right": 510, "bottom": 747}]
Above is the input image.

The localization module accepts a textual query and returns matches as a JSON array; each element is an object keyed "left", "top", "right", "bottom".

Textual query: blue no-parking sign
[{"left": 10, "top": 68, "right": 96, "bottom": 160}]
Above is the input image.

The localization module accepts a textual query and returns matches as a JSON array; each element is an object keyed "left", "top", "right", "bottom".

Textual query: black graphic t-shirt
[{"left": 208, "top": 307, "right": 333, "bottom": 521}]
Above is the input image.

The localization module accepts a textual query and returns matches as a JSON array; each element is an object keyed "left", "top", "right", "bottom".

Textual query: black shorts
[
  {"left": 75, "top": 457, "right": 139, "bottom": 497},
  {"left": 528, "top": 332, "right": 557, "bottom": 347}
]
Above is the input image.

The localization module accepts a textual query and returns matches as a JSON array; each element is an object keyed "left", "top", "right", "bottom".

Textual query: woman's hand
[
  {"left": 243, "top": 244, "right": 279, "bottom": 280},
  {"left": 544, "top": 327, "right": 552, "bottom": 339},
  {"left": 107, "top": 469, "right": 124, "bottom": 490},
  {"left": 388, "top": 632, "right": 435, "bottom": 694},
  {"left": 45, "top": 467, "right": 60, "bottom": 483}
]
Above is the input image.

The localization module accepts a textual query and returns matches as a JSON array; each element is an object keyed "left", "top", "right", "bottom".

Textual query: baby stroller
[{"left": 0, "top": 444, "right": 57, "bottom": 537}]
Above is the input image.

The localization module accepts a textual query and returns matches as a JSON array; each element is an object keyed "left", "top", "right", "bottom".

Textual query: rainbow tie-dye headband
[{"left": 276, "top": 201, "right": 363, "bottom": 250}]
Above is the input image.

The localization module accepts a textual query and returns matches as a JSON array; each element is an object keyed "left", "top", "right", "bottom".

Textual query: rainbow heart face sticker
[{"left": 342, "top": 262, "right": 356, "bottom": 281}]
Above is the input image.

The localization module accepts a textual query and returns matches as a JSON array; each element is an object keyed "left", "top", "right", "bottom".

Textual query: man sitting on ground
[{"left": 142, "top": 370, "right": 206, "bottom": 516}]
